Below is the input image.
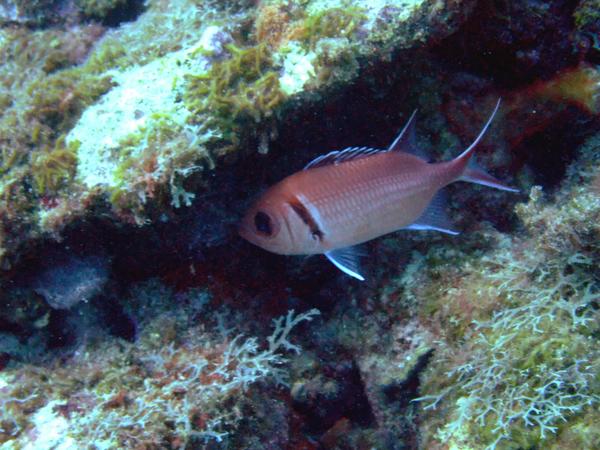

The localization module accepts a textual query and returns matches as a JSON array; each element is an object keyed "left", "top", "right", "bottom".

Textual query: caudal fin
[
  {"left": 461, "top": 159, "right": 519, "bottom": 192},
  {"left": 453, "top": 98, "right": 519, "bottom": 193}
]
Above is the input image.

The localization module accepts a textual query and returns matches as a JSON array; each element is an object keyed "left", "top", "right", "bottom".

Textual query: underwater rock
[
  {"left": 1, "top": 1, "right": 599, "bottom": 448},
  {"left": 0, "top": 0, "right": 479, "bottom": 269},
  {"left": 0, "top": 287, "right": 320, "bottom": 447},
  {"left": 0, "top": 0, "right": 144, "bottom": 26},
  {"left": 33, "top": 254, "right": 109, "bottom": 309},
  {"left": 0, "top": 0, "right": 58, "bottom": 25},
  {"left": 356, "top": 319, "right": 433, "bottom": 425}
]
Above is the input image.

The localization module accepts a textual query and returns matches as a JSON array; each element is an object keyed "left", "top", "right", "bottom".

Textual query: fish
[{"left": 239, "top": 99, "right": 518, "bottom": 280}]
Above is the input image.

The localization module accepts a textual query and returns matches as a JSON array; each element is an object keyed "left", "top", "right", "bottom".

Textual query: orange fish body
[{"left": 239, "top": 100, "right": 517, "bottom": 280}]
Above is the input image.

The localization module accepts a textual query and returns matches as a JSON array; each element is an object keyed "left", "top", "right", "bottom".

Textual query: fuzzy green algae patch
[{"left": 0, "top": 0, "right": 218, "bottom": 265}]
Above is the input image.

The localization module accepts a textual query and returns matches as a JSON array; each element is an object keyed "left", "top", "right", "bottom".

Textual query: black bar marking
[{"left": 289, "top": 198, "right": 324, "bottom": 241}]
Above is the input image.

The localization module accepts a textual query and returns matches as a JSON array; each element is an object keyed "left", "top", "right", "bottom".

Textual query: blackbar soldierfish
[{"left": 239, "top": 99, "right": 517, "bottom": 280}]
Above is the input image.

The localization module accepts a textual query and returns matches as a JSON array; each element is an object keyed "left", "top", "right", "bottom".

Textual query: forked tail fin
[
  {"left": 461, "top": 159, "right": 519, "bottom": 192},
  {"left": 453, "top": 98, "right": 519, "bottom": 192}
]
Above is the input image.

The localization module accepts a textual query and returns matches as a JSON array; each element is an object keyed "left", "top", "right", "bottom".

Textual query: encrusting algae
[{"left": 409, "top": 132, "right": 600, "bottom": 450}]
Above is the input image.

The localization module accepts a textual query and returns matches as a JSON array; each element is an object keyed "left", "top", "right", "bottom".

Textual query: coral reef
[
  {"left": 0, "top": 278, "right": 320, "bottom": 447},
  {"left": 0, "top": 0, "right": 475, "bottom": 268},
  {"left": 409, "top": 131, "right": 600, "bottom": 449},
  {"left": 1, "top": 0, "right": 599, "bottom": 448}
]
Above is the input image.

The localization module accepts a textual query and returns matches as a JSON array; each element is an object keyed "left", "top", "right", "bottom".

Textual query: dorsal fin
[
  {"left": 304, "top": 146, "right": 384, "bottom": 170},
  {"left": 387, "top": 110, "right": 428, "bottom": 159},
  {"left": 303, "top": 109, "right": 425, "bottom": 170}
]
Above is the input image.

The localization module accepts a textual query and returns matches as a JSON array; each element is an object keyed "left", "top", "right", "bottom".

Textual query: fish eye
[{"left": 254, "top": 211, "right": 273, "bottom": 236}]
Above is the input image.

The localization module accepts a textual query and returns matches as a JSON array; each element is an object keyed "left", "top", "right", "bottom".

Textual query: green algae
[
  {"left": 30, "top": 138, "right": 80, "bottom": 195},
  {"left": 0, "top": 0, "right": 474, "bottom": 268},
  {"left": 103, "top": 113, "right": 210, "bottom": 217},
  {"left": 184, "top": 43, "right": 286, "bottom": 156},
  {"left": 574, "top": 0, "right": 600, "bottom": 32},
  {"left": 27, "top": 71, "right": 115, "bottom": 134},
  {"left": 0, "top": 27, "right": 114, "bottom": 205},
  {"left": 75, "top": 0, "right": 129, "bottom": 20},
  {"left": 182, "top": 7, "right": 365, "bottom": 156},
  {"left": 0, "top": 0, "right": 211, "bottom": 265},
  {"left": 299, "top": 6, "right": 366, "bottom": 49}
]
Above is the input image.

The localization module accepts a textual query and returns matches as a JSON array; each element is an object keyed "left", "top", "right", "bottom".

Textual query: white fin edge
[
  {"left": 325, "top": 251, "right": 365, "bottom": 281},
  {"left": 405, "top": 224, "right": 460, "bottom": 235},
  {"left": 304, "top": 147, "right": 382, "bottom": 170},
  {"left": 460, "top": 175, "right": 520, "bottom": 192}
]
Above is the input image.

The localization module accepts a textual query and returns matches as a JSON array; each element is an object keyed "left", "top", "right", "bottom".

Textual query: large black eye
[{"left": 254, "top": 211, "right": 272, "bottom": 235}]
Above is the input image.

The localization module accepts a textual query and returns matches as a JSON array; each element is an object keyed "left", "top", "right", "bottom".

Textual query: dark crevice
[
  {"left": 515, "top": 110, "right": 591, "bottom": 190},
  {"left": 92, "top": 0, "right": 146, "bottom": 27},
  {"left": 292, "top": 359, "right": 375, "bottom": 437}
]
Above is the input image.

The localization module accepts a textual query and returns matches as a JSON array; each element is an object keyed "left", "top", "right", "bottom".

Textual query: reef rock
[{"left": 0, "top": 0, "right": 475, "bottom": 268}]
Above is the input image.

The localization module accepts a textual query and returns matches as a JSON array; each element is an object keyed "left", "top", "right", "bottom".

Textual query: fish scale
[
  {"left": 305, "top": 155, "right": 440, "bottom": 246},
  {"left": 239, "top": 99, "right": 518, "bottom": 280}
]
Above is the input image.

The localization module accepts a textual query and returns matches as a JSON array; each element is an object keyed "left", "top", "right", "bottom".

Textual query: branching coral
[{"left": 416, "top": 248, "right": 599, "bottom": 449}]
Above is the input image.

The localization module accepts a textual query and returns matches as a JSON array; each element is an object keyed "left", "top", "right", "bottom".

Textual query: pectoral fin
[{"left": 325, "top": 246, "right": 365, "bottom": 281}]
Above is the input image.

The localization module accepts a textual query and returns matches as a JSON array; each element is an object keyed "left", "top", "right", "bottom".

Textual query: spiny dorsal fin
[
  {"left": 304, "top": 109, "right": 425, "bottom": 170},
  {"left": 304, "top": 146, "right": 384, "bottom": 170}
]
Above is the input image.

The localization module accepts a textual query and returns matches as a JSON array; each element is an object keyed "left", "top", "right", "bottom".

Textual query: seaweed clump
[
  {"left": 185, "top": 43, "right": 286, "bottom": 157},
  {"left": 30, "top": 137, "right": 80, "bottom": 195},
  {"left": 183, "top": 5, "right": 368, "bottom": 157},
  {"left": 0, "top": 26, "right": 111, "bottom": 267},
  {"left": 296, "top": 7, "right": 365, "bottom": 48}
]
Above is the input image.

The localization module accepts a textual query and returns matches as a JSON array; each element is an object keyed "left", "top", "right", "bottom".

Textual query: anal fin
[
  {"left": 325, "top": 246, "right": 366, "bottom": 281},
  {"left": 405, "top": 190, "right": 460, "bottom": 235}
]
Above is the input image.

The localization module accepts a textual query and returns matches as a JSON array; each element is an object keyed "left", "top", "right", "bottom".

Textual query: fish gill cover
[{"left": 0, "top": 0, "right": 599, "bottom": 449}]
